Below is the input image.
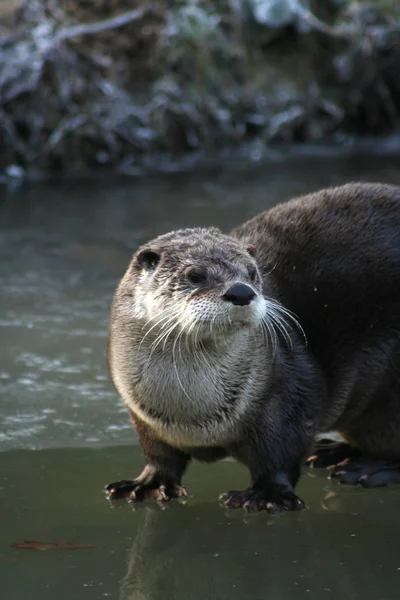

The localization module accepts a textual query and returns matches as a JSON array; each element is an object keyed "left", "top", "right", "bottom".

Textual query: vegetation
[{"left": 0, "top": 0, "right": 399, "bottom": 177}]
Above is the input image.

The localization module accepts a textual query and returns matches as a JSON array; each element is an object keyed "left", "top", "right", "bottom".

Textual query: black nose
[{"left": 223, "top": 283, "right": 256, "bottom": 306}]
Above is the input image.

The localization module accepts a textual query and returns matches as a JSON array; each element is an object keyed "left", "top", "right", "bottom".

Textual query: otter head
[{"left": 129, "top": 228, "right": 266, "bottom": 343}]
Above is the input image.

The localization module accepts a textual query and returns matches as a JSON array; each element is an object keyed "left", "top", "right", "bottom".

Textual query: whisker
[
  {"left": 143, "top": 310, "right": 183, "bottom": 364},
  {"left": 197, "top": 329, "right": 215, "bottom": 372},
  {"left": 266, "top": 307, "right": 293, "bottom": 351},
  {"left": 158, "top": 320, "right": 181, "bottom": 353},
  {"left": 145, "top": 322, "right": 180, "bottom": 367},
  {"left": 138, "top": 309, "right": 181, "bottom": 354},
  {"left": 261, "top": 316, "right": 277, "bottom": 358},
  {"left": 172, "top": 319, "right": 197, "bottom": 407},
  {"left": 274, "top": 303, "right": 307, "bottom": 345},
  {"left": 263, "top": 262, "right": 278, "bottom": 277},
  {"left": 148, "top": 318, "right": 179, "bottom": 355}
]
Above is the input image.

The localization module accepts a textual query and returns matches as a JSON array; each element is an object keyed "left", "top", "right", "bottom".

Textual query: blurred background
[
  {"left": 1, "top": 0, "right": 400, "bottom": 178},
  {"left": 1, "top": 2, "right": 400, "bottom": 600}
]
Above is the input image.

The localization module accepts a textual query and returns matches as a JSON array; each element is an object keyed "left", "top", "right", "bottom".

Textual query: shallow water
[
  {"left": 3, "top": 447, "right": 400, "bottom": 600},
  {"left": 2, "top": 152, "right": 400, "bottom": 599}
]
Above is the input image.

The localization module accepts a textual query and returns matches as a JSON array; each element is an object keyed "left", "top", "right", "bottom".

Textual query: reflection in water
[
  {"left": 1, "top": 153, "right": 400, "bottom": 452},
  {"left": 2, "top": 441, "right": 400, "bottom": 600},
  {"left": 120, "top": 483, "right": 400, "bottom": 600}
]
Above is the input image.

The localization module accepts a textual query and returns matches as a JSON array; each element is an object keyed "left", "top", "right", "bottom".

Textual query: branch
[
  {"left": 55, "top": 5, "right": 152, "bottom": 43},
  {"left": 293, "top": 0, "right": 400, "bottom": 40},
  {"left": 292, "top": 1, "right": 349, "bottom": 39}
]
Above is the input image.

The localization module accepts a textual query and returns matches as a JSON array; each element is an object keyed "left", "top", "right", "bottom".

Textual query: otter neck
[{"left": 127, "top": 325, "right": 269, "bottom": 447}]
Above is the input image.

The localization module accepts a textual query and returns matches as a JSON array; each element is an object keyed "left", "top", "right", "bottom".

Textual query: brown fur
[{"left": 106, "top": 182, "right": 400, "bottom": 512}]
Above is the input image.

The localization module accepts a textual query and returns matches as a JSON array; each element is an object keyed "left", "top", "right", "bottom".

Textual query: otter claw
[
  {"left": 156, "top": 485, "right": 169, "bottom": 501},
  {"left": 104, "top": 478, "right": 187, "bottom": 504},
  {"left": 219, "top": 489, "right": 305, "bottom": 513},
  {"left": 175, "top": 485, "right": 187, "bottom": 498},
  {"left": 219, "top": 492, "right": 230, "bottom": 501}
]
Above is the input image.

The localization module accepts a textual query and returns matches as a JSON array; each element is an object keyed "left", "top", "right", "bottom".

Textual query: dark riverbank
[{"left": 1, "top": 1, "right": 400, "bottom": 179}]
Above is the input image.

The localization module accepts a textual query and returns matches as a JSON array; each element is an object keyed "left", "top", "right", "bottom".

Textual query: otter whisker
[
  {"left": 264, "top": 299, "right": 303, "bottom": 351},
  {"left": 138, "top": 309, "right": 181, "bottom": 354},
  {"left": 195, "top": 328, "right": 215, "bottom": 373},
  {"left": 144, "top": 315, "right": 184, "bottom": 369},
  {"left": 138, "top": 316, "right": 166, "bottom": 351},
  {"left": 268, "top": 311, "right": 293, "bottom": 351},
  {"left": 139, "top": 302, "right": 179, "bottom": 337},
  {"left": 210, "top": 313, "right": 226, "bottom": 350},
  {"left": 267, "top": 299, "right": 307, "bottom": 345},
  {"left": 147, "top": 318, "right": 179, "bottom": 355},
  {"left": 145, "top": 321, "right": 181, "bottom": 366},
  {"left": 172, "top": 319, "right": 198, "bottom": 407},
  {"left": 193, "top": 318, "right": 200, "bottom": 349},
  {"left": 143, "top": 309, "right": 183, "bottom": 360},
  {"left": 275, "top": 304, "right": 307, "bottom": 346},
  {"left": 264, "top": 262, "right": 277, "bottom": 277},
  {"left": 184, "top": 320, "right": 193, "bottom": 351},
  {"left": 210, "top": 313, "right": 224, "bottom": 345},
  {"left": 189, "top": 320, "right": 206, "bottom": 372},
  {"left": 254, "top": 315, "right": 268, "bottom": 352},
  {"left": 260, "top": 316, "right": 277, "bottom": 358},
  {"left": 157, "top": 319, "right": 182, "bottom": 354},
  {"left": 268, "top": 309, "right": 292, "bottom": 345},
  {"left": 187, "top": 317, "right": 200, "bottom": 351}
]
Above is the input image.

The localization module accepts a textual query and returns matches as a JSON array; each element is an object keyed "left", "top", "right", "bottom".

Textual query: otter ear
[
  {"left": 246, "top": 244, "right": 256, "bottom": 258},
  {"left": 136, "top": 248, "right": 161, "bottom": 271}
]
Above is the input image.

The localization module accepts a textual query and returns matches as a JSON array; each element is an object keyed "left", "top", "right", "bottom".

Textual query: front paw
[
  {"left": 105, "top": 479, "right": 187, "bottom": 503},
  {"left": 219, "top": 488, "right": 305, "bottom": 514}
]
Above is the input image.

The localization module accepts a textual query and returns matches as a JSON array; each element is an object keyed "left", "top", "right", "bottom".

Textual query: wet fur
[
  {"left": 234, "top": 182, "right": 400, "bottom": 456},
  {"left": 107, "top": 182, "right": 400, "bottom": 510}
]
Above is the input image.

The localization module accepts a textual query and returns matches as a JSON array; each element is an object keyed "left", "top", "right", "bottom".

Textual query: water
[
  {"left": 2, "top": 151, "right": 400, "bottom": 599},
  {"left": 3, "top": 448, "right": 400, "bottom": 600}
]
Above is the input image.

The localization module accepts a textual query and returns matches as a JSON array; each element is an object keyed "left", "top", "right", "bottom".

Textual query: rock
[{"left": 246, "top": 0, "right": 296, "bottom": 28}]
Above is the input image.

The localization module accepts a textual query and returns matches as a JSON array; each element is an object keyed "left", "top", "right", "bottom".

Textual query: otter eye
[
  {"left": 185, "top": 268, "right": 207, "bottom": 285},
  {"left": 136, "top": 249, "right": 160, "bottom": 271},
  {"left": 248, "top": 265, "right": 257, "bottom": 281}
]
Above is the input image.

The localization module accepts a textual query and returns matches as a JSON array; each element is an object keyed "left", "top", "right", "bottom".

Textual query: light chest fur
[{"left": 109, "top": 328, "right": 269, "bottom": 448}]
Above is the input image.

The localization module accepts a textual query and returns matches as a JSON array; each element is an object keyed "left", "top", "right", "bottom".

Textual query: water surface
[
  {"left": 2, "top": 153, "right": 400, "bottom": 451},
  {"left": 3, "top": 447, "right": 400, "bottom": 600},
  {"left": 2, "top": 152, "right": 400, "bottom": 599}
]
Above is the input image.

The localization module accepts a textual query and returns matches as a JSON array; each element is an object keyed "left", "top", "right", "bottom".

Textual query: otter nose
[{"left": 223, "top": 283, "right": 256, "bottom": 306}]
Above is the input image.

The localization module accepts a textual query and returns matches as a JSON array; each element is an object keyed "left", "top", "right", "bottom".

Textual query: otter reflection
[{"left": 119, "top": 479, "right": 399, "bottom": 600}]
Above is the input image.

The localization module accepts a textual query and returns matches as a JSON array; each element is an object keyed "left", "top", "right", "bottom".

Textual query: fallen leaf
[{"left": 11, "top": 540, "right": 94, "bottom": 551}]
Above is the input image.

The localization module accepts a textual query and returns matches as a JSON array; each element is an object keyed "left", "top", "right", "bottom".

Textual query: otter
[{"left": 105, "top": 182, "right": 400, "bottom": 513}]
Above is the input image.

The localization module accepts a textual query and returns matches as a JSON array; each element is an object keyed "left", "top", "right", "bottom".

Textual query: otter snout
[{"left": 223, "top": 283, "right": 256, "bottom": 306}]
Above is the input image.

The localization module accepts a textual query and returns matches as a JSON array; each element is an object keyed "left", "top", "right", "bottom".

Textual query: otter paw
[
  {"left": 219, "top": 489, "right": 305, "bottom": 514},
  {"left": 306, "top": 441, "right": 361, "bottom": 468},
  {"left": 105, "top": 479, "right": 187, "bottom": 503},
  {"left": 330, "top": 458, "right": 400, "bottom": 487}
]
